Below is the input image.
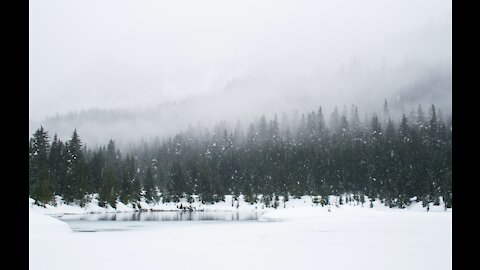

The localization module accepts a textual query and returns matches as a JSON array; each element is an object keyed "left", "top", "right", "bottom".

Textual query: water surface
[{"left": 59, "top": 211, "right": 264, "bottom": 232}]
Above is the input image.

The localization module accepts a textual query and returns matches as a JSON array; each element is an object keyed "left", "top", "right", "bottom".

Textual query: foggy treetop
[{"left": 29, "top": 102, "right": 452, "bottom": 209}]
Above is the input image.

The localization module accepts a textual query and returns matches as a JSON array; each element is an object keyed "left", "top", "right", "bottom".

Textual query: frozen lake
[{"left": 31, "top": 205, "right": 452, "bottom": 270}]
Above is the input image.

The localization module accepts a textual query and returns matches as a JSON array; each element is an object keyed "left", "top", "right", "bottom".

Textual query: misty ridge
[
  {"left": 29, "top": 0, "right": 451, "bottom": 150},
  {"left": 30, "top": 59, "right": 451, "bottom": 150}
]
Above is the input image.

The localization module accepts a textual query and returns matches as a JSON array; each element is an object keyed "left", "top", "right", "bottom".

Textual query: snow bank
[
  {"left": 29, "top": 193, "right": 451, "bottom": 217},
  {"left": 260, "top": 196, "right": 451, "bottom": 222},
  {"left": 29, "top": 210, "right": 71, "bottom": 235}
]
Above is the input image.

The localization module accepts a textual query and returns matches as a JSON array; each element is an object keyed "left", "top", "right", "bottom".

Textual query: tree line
[{"left": 29, "top": 101, "right": 452, "bottom": 209}]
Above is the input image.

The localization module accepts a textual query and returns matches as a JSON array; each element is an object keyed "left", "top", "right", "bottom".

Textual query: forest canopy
[{"left": 29, "top": 102, "right": 452, "bottom": 209}]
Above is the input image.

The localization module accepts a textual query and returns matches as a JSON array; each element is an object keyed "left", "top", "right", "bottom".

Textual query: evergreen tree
[
  {"left": 29, "top": 127, "right": 50, "bottom": 195},
  {"left": 88, "top": 147, "right": 106, "bottom": 194},
  {"left": 383, "top": 99, "right": 390, "bottom": 125},
  {"left": 144, "top": 166, "right": 157, "bottom": 203},
  {"left": 99, "top": 165, "right": 117, "bottom": 208},
  {"left": 119, "top": 155, "right": 136, "bottom": 204},
  {"left": 29, "top": 127, "right": 54, "bottom": 204},
  {"left": 63, "top": 129, "right": 88, "bottom": 204},
  {"left": 31, "top": 167, "right": 55, "bottom": 205},
  {"left": 169, "top": 162, "right": 185, "bottom": 203},
  {"left": 49, "top": 134, "right": 66, "bottom": 196},
  {"left": 28, "top": 101, "right": 451, "bottom": 211},
  {"left": 330, "top": 106, "right": 340, "bottom": 133}
]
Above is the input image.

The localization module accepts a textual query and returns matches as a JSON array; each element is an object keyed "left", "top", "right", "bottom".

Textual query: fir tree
[
  {"left": 144, "top": 166, "right": 157, "bottom": 203},
  {"left": 63, "top": 129, "right": 88, "bottom": 204},
  {"left": 29, "top": 127, "right": 50, "bottom": 197},
  {"left": 99, "top": 165, "right": 117, "bottom": 208}
]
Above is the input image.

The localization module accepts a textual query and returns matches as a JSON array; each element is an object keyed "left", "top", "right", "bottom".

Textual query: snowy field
[{"left": 29, "top": 197, "right": 452, "bottom": 270}]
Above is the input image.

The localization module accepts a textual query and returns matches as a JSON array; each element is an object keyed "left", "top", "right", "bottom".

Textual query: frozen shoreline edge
[{"left": 30, "top": 194, "right": 452, "bottom": 217}]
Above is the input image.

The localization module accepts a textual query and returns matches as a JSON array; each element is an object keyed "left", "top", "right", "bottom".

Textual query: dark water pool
[{"left": 58, "top": 211, "right": 264, "bottom": 232}]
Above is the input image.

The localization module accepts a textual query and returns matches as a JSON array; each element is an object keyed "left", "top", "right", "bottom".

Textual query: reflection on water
[
  {"left": 60, "top": 211, "right": 262, "bottom": 221},
  {"left": 58, "top": 211, "right": 264, "bottom": 232}
]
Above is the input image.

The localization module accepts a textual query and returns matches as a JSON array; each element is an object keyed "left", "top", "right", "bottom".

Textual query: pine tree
[
  {"left": 63, "top": 129, "right": 88, "bottom": 204},
  {"left": 330, "top": 106, "right": 340, "bottom": 133},
  {"left": 99, "top": 165, "right": 117, "bottom": 208},
  {"left": 31, "top": 167, "right": 55, "bottom": 205},
  {"left": 119, "top": 155, "right": 136, "bottom": 204},
  {"left": 28, "top": 101, "right": 451, "bottom": 211},
  {"left": 106, "top": 139, "right": 122, "bottom": 195},
  {"left": 29, "top": 127, "right": 54, "bottom": 204},
  {"left": 367, "top": 114, "right": 383, "bottom": 199},
  {"left": 383, "top": 98, "right": 390, "bottom": 125},
  {"left": 130, "top": 156, "right": 142, "bottom": 205},
  {"left": 383, "top": 118, "right": 397, "bottom": 206},
  {"left": 29, "top": 127, "right": 50, "bottom": 194},
  {"left": 88, "top": 147, "right": 106, "bottom": 195},
  {"left": 144, "top": 166, "right": 157, "bottom": 203},
  {"left": 49, "top": 134, "right": 66, "bottom": 196}
]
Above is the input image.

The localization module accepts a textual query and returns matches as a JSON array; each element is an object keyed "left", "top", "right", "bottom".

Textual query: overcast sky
[{"left": 29, "top": 0, "right": 451, "bottom": 134}]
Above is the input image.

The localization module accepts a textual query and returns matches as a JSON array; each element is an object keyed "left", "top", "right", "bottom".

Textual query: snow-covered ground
[
  {"left": 30, "top": 194, "right": 451, "bottom": 215},
  {"left": 30, "top": 194, "right": 266, "bottom": 215},
  {"left": 30, "top": 195, "right": 451, "bottom": 270}
]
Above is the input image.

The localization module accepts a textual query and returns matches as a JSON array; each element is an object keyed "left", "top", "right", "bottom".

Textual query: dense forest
[{"left": 29, "top": 101, "right": 452, "bottom": 210}]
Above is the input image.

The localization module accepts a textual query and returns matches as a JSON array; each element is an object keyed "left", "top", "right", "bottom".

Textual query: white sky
[{"left": 29, "top": 0, "right": 451, "bottom": 124}]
